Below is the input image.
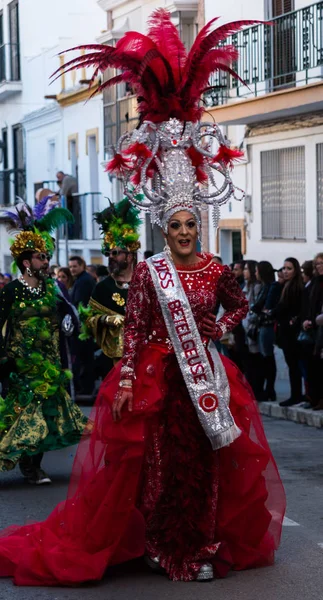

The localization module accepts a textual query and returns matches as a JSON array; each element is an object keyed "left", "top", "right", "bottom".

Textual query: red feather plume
[
  {"left": 54, "top": 10, "right": 266, "bottom": 123},
  {"left": 105, "top": 153, "right": 132, "bottom": 176},
  {"left": 214, "top": 145, "right": 244, "bottom": 168}
]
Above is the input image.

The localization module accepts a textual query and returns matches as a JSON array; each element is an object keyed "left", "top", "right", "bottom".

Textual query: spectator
[
  {"left": 242, "top": 260, "right": 263, "bottom": 396},
  {"left": 3, "top": 273, "right": 12, "bottom": 285},
  {"left": 229, "top": 259, "right": 247, "bottom": 371},
  {"left": 56, "top": 171, "right": 79, "bottom": 238},
  {"left": 87, "top": 264, "right": 98, "bottom": 282},
  {"left": 232, "top": 261, "right": 245, "bottom": 288},
  {"left": 303, "top": 253, "right": 323, "bottom": 409},
  {"left": 0, "top": 274, "right": 4, "bottom": 290},
  {"left": 251, "top": 261, "right": 278, "bottom": 402},
  {"left": 212, "top": 255, "right": 223, "bottom": 265},
  {"left": 272, "top": 258, "right": 304, "bottom": 407},
  {"left": 48, "top": 265, "right": 59, "bottom": 279},
  {"left": 68, "top": 256, "right": 96, "bottom": 396},
  {"left": 57, "top": 267, "right": 74, "bottom": 293},
  {"left": 277, "top": 268, "right": 284, "bottom": 286},
  {"left": 96, "top": 265, "right": 109, "bottom": 281}
]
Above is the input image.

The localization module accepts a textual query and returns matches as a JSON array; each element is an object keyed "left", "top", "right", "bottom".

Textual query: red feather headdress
[
  {"left": 53, "top": 10, "right": 263, "bottom": 228},
  {"left": 53, "top": 9, "right": 262, "bottom": 123}
]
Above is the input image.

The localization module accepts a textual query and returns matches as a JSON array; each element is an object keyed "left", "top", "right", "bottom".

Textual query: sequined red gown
[{"left": 0, "top": 254, "right": 285, "bottom": 586}]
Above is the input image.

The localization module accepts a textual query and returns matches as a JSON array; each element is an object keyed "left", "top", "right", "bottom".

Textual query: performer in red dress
[{"left": 0, "top": 9, "right": 285, "bottom": 586}]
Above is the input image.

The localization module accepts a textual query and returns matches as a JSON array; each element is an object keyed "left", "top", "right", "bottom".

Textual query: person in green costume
[
  {"left": 0, "top": 200, "right": 88, "bottom": 484},
  {"left": 79, "top": 198, "right": 141, "bottom": 378}
]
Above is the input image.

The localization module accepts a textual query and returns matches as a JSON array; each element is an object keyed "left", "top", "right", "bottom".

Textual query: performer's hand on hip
[
  {"left": 201, "top": 312, "right": 221, "bottom": 339},
  {"left": 112, "top": 389, "right": 133, "bottom": 421}
]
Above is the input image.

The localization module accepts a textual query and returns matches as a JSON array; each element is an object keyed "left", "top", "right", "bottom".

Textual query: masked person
[
  {"left": 0, "top": 200, "right": 88, "bottom": 484},
  {"left": 0, "top": 10, "right": 285, "bottom": 586},
  {"left": 79, "top": 198, "right": 140, "bottom": 378}
]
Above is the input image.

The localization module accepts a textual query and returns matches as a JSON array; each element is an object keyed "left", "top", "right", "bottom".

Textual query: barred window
[
  {"left": 261, "top": 146, "right": 306, "bottom": 240},
  {"left": 317, "top": 144, "right": 323, "bottom": 240}
]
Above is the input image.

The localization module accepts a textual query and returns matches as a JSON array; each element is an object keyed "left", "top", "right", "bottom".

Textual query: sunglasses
[
  {"left": 34, "top": 253, "right": 51, "bottom": 261},
  {"left": 105, "top": 250, "right": 127, "bottom": 257}
]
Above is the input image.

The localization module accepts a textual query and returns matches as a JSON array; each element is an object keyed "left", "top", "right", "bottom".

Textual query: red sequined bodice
[{"left": 121, "top": 253, "right": 248, "bottom": 377}]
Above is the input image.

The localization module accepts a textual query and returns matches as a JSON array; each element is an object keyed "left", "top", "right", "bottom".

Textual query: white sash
[{"left": 147, "top": 252, "right": 241, "bottom": 450}]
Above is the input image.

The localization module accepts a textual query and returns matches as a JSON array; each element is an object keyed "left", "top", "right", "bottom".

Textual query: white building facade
[
  {"left": 0, "top": 0, "right": 107, "bottom": 271},
  {"left": 205, "top": 0, "right": 323, "bottom": 268}
]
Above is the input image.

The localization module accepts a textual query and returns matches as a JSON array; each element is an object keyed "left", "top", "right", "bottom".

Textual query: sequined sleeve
[
  {"left": 120, "top": 261, "right": 151, "bottom": 380},
  {"left": 215, "top": 266, "right": 249, "bottom": 337}
]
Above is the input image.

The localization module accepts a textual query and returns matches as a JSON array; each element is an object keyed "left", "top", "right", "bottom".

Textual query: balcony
[
  {"left": 0, "top": 43, "right": 22, "bottom": 101},
  {"left": 206, "top": 1, "right": 323, "bottom": 125},
  {"left": 58, "top": 192, "right": 102, "bottom": 241}
]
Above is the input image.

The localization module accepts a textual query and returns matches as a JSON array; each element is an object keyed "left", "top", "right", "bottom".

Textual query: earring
[
  {"left": 26, "top": 267, "right": 33, "bottom": 277},
  {"left": 163, "top": 242, "right": 173, "bottom": 260}
]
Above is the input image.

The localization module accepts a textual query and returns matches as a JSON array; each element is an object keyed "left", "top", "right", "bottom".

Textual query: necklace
[
  {"left": 114, "top": 280, "right": 130, "bottom": 290},
  {"left": 19, "top": 276, "right": 44, "bottom": 296}
]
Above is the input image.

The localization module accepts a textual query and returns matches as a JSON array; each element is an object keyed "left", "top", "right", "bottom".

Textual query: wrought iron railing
[
  {"left": 206, "top": 1, "right": 323, "bottom": 106},
  {"left": 0, "top": 43, "right": 21, "bottom": 83},
  {"left": 58, "top": 192, "right": 102, "bottom": 241}
]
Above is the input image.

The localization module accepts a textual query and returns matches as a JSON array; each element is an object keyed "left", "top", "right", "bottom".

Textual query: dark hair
[
  {"left": 87, "top": 264, "right": 98, "bottom": 274},
  {"left": 68, "top": 255, "right": 85, "bottom": 268},
  {"left": 280, "top": 257, "right": 303, "bottom": 307},
  {"left": 57, "top": 267, "right": 74, "bottom": 289},
  {"left": 97, "top": 265, "right": 109, "bottom": 277},
  {"left": 234, "top": 260, "right": 245, "bottom": 270},
  {"left": 244, "top": 260, "right": 258, "bottom": 283},
  {"left": 257, "top": 261, "right": 275, "bottom": 284},
  {"left": 144, "top": 250, "right": 154, "bottom": 259},
  {"left": 301, "top": 260, "right": 313, "bottom": 280},
  {"left": 16, "top": 251, "right": 33, "bottom": 274}
]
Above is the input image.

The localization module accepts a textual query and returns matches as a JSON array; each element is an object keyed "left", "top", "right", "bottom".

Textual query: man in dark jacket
[{"left": 68, "top": 256, "right": 96, "bottom": 396}]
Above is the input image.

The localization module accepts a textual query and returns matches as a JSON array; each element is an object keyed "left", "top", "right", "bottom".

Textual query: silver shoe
[
  {"left": 144, "top": 555, "right": 165, "bottom": 574},
  {"left": 196, "top": 563, "right": 214, "bottom": 582}
]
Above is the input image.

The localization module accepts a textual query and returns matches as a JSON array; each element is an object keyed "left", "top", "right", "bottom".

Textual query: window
[
  {"left": 317, "top": 144, "right": 323, "bottom": 239},
  {"left": 12, "top": 123, "right": 25, "bottom": 199},
  {"left": 261, "top": 147, "right": 306, "bottom": 240},
  {"left": 8, "top": 0, "right": 20, "bottom": 81}
]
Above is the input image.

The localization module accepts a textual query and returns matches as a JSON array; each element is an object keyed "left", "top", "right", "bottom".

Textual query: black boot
[{"left": 263, "top": 355, "right": 277, "bottom": 401}]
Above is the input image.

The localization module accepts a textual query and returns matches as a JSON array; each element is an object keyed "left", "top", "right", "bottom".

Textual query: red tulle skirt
[{"left": 0, "top": 345, "right": 285, "bottom": 586}]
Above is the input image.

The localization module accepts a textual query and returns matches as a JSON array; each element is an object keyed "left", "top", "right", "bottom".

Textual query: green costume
[
  {"left": 0, "top": 198, "right": 88, "bottom": 474},
  {"left": 0, "top": 278, "right": 87, "bottom": 472}
]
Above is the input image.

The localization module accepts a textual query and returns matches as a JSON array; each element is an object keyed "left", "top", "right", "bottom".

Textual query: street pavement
[{"left": 1, "top": 411, "right": 323, "bottom": 600}]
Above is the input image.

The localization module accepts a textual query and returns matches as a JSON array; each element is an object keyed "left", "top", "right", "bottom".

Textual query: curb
[{"left": 258, "top": 401, "right": 323, "bottom": 429}]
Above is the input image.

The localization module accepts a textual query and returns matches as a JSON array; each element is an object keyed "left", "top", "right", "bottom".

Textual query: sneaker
[{"left": 27, "top": 468, "right": 52, "bottom": 485}]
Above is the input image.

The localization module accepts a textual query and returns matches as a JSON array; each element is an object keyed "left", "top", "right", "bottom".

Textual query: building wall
[
  {"left": 0, "top": 0, "right": 105, "bottom": 272},
  {"left": 246, "top": 124, "right": 323, "bottom": 269}
]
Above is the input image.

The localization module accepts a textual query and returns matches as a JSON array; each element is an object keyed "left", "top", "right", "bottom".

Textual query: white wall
[{"left": 246, "top": 125, "right": 323, "bottom": 269}]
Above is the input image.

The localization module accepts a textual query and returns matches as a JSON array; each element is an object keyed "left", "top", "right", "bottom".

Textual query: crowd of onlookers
[
  {"left": 215, "top": 253, "right": 323, "bottom": 410},
  {"left": 1, "top": 252, "right": 323, "bottom": 409}
]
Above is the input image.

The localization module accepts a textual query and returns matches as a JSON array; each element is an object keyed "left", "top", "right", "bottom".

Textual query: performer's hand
[
  {"left": 112, "top": 388, "right": 133, "bottom": 421},
  {"left": 201, "top": 312, "right": 221, "bottom": 339}
]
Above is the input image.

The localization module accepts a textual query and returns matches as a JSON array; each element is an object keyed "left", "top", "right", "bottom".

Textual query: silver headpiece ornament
[{"left": 108, "top": 118, "right": 244, "bottom": 231}]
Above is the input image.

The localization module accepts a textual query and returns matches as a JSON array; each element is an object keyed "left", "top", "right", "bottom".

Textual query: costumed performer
[
  {"left": 0, "top": 9, "right": 285, "bottom": 585},
  {"left": 0, "top": 199, "right": 88, "bottom": 484},
  {"left": 79, "top": 198, "right": 141, "bottom": 379}
]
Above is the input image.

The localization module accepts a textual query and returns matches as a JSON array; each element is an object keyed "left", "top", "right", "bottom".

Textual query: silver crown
[{"left": 113, "top": 118, "right": 244, "bottom": 229}]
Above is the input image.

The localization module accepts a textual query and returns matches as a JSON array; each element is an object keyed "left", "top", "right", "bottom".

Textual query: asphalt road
[{"left": 0, "top": 414, "right": 322, "bottom": 600}]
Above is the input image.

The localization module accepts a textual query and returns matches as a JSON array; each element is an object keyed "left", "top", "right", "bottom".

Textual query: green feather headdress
[
  {"left": 2, "top": 196, "right": 74, "bottom": 260},
  {"left": 94, "top": 197, "right": 141, "bottom": 254}
]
